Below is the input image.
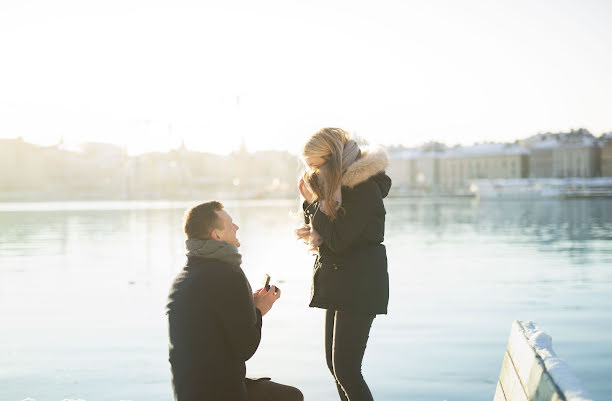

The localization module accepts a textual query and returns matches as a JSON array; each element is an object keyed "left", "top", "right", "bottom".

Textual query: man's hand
[{"left": 253, "top": 286, "right": 281, "bottom": 316}]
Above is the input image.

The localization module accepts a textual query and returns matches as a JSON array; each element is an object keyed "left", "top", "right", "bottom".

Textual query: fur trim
[{"left": 341, "top": 145, "right": 389, "bottom": 188}]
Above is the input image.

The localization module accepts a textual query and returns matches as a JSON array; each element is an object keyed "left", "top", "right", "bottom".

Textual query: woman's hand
[
  {"left": 299, "top": 178, "right": 315, "bottom": 204},
  {"left": 295, "top": 224, "right": 311, "bottom": 241},
  {"left": 295, "top": 224, "right": 323, "bottom": 251},
  {"left": 253, "top": 286, "right": 281, "bottom": 316}
]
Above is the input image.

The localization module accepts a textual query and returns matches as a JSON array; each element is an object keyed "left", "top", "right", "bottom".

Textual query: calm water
[{"left": 0, "top": 198, "right": 611, "bottom": 401}]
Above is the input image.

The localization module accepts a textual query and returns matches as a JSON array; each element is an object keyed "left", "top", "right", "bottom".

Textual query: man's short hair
[{"left": 184, "top": 201, "right": 225, "bottom": 239}]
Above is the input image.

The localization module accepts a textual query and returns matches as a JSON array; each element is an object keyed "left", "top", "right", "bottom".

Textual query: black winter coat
[
  {"left": 166, "top": 256, "right": 262, "bottom": 401},
  {"left": 303, "top": 147, "right": 392, "bottom": 315}
]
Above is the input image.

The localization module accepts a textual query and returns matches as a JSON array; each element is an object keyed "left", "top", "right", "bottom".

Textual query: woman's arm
[{"left": 304, "top": 180, "right": 382, "bottom": 254}]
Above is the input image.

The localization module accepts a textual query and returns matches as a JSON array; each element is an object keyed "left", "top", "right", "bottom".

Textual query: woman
[{"left": 297, "top": 128, "right": 391, "bottom": 401}]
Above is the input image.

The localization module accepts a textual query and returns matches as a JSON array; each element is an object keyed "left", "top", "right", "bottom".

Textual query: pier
[{"left": 495, "top": 321, "right": 593, "bottom": 401}]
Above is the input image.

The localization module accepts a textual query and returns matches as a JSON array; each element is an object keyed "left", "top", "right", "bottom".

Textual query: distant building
[
  {"left": 0, "top": 138, "right": 20, "bottom": 188},
  {"left": 530, "top": 147, "right": 554, "bottom": 178},
  {"left": 0, "top": 137, "right": 45, "bottom": 190},
  {"left": 2, "top": 131, "right": 611, "bottom": 201},
  {"left": 524, "top": 130, "right": 599, "bottom": 178},
  {"left": 387, "top": 148, "right": 418, "bottom": 189},
  {"left": 438, "top": 143, "right": 528, "bottom": 190},
  {"left": 387, "top": 142, "right": 444, "bottom": 192},
  {"left": 600, "top": 133, "right": 612, "bottom": 177},
  {"left": 552, "top": 130, "right": 599, "bottom": 178},
  {"left": 523, "top": 134, "right": 555, "bottom": 178},
  {"left": 42, "top": 142, "right": 84, "bottom": 190},
  {"left": 414, "top": 154, "right": 441, "bottom": 190}
]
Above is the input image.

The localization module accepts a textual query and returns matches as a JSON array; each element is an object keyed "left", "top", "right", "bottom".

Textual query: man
[{"left": 166, "top": 201, "right": 303, "bottom": 401}]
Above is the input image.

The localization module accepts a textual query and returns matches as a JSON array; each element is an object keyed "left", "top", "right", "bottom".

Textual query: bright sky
[{"left": 1, "top": 0, "right": 611, "bottom": 155}]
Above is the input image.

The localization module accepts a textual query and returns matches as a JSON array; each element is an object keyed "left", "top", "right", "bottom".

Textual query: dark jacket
[
  {"left": 166, "top": 256, "right": 262, "bottom": 401},
  {"left": 304, "top": 146, "right": 392, "bottom": 315}
]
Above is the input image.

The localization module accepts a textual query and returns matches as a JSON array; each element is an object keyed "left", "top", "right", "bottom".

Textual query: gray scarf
[
  {"left": 186, "top": 238, "right": 242, "bottom": 267},
  {"left": 325, "top": 139, "right": 361, "bottom": 208},
  {"left": 341, "top": 139, "right": 361, "bottom": 173}
]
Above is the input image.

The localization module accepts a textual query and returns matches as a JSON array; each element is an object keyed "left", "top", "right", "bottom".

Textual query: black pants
[
  {"left": 325, "top": 309, "right": 375, "bottom": 401},
  {"left": 245, "top": 378, "right": 303, "bottom": 401}
]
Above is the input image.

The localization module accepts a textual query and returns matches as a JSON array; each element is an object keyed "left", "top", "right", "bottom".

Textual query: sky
[{"left": 1, "top": 0, "right": 611, "bottom": 155}]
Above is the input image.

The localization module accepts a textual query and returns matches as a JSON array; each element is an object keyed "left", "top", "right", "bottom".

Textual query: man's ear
[{"left": 212, "top": 229, "right": 221, "bottom": 240}]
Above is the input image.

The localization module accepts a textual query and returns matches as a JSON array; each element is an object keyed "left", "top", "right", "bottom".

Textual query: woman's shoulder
[
  {"left": 341, "top": 145, "right": 389, "bottom": 189},
  {"left": 343, "top": 175, "right": 378, "bottom": 192},
  {"left": 343, "top": 172, "right": 391, "bottom": 199}
]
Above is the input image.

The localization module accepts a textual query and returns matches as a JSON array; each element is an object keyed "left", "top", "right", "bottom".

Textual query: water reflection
[
  {"left": 2, "top": 199, "right": 610, "bottom": 258},
  {"left": 386, "top": 198, "right": 611, "bottom": 265}
]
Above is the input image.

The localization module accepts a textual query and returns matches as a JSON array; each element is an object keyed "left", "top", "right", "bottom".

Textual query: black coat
[
  {"left": 304, "top": 171, "right": 392, "bottom": 315},
  {"left": 166, "top": 256, "right": 262, "bottom": 401}
]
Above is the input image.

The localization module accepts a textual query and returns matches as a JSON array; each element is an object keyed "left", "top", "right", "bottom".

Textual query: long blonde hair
[{"left": 302, "top": 128, "right": 351, "bottom": 220}]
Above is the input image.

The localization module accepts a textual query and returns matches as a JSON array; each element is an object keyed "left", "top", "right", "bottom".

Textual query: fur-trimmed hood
[{"left": 342, "top": 145, "right": 390, "bottom": 190}]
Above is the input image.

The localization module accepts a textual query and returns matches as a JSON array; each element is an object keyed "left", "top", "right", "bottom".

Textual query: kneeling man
[{"left": 166, "top": 201, "right": 303, "bottom": 401}]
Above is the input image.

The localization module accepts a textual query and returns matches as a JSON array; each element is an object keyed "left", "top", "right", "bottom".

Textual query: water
[{"left": 0, "top": 198, "right": 610, "bottom": 401}]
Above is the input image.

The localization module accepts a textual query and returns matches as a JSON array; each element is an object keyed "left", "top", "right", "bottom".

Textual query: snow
[
  {"left": 388, "top": 130, "right": 601, "bottom": 161},
  {"left": 389, "top": 148, "right": 444, "bottom": 160},
  {"left": 529, "top": 138, "right": 560, "bottom": 149},
  {"left": 389, "top": 148, "right": 421, "bottom": 159},
  {"left": 525, "top": 132, "right": 598, "bottom": 149},
  {"left": 520, "top": 321, "right": 594, "bottom": 401},
  {"left": 439, "top": 143, "right": 528, "bottom": 158}
]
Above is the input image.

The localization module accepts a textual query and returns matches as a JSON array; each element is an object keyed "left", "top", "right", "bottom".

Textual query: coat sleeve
[
  {"left": 305, "top": 179, "right": 382, "bottom": 254},
  {"left": 216, "top": 271, "right": 263, "bottom": 362}
]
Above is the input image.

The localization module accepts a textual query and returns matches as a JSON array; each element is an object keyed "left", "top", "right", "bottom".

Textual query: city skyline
[
  {"left": 1, "top": 1, "right": 612, "bottom": 155},
  {"left": 2, "top": 128, "right": 610, "bottom": 203},
  {"left": 2, "top": 125, "right": 611, "bottom": 157}
]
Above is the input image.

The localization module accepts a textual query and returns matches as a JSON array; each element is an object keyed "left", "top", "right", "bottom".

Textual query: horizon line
[{"left": 2, "top": 127, "right": 611, "bottom": 157}]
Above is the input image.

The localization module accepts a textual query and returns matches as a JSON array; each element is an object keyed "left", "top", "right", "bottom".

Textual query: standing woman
[{"left": 297, "top": 128, "right": 391, "bottom": 401}]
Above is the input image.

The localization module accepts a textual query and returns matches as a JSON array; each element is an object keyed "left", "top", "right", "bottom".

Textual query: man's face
[{"left": 211, "top": 209, "right": 240, "bottom": 247}]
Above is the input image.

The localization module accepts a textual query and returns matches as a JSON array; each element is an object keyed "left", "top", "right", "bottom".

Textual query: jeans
[{"left": 325, "top": 309, "right": 376, "bottom": 401}]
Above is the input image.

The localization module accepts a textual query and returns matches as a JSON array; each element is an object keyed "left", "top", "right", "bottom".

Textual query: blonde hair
[{"left": 302, "top": 128, "right": 351, "bottom": 220}]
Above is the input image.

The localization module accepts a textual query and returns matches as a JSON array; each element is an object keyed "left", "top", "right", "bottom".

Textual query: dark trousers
[
  {"left": 325, "top": 309, "right": 375, "bottom": 401},
  {"left": 245, "top": 378, "right": 303, "bottom": 401}
]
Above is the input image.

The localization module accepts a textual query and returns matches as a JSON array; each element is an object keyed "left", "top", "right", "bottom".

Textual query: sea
[{"left": 0, "top": 198, "right": 610, "bottom": 401}]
